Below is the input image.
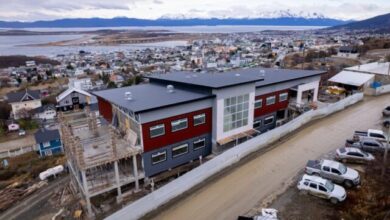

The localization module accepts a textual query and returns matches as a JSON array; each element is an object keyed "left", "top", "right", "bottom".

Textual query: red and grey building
[{"left": 94, "top": 68, "right": 324, "bottom": 177}]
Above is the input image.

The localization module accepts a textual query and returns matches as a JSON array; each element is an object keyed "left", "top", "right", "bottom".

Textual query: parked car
[
  {"left": 335, "top": 147, "right": 374, "bottom": 164},
  {"left": 18, "top": 129, "right": 26, "bottom": 136},
  {"left": 383, "top": 119, "right": 390, "bottom": 129},
  {"left": 305, "top": 159, "right": 360, "bottom": 188},
  {"left": 354, "top": 129, "right": 388, "bottom": 143},
  {"left": 346, "top": 138, "right": 385, "bottom": 153},
  {"left": 297, "top": 174, "right": 347, "bottom": 204},
  {"left": 383, "top": 106, "right": 390, "bottom": 117}
]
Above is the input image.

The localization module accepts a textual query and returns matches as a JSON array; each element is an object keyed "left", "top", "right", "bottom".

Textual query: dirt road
[
  {"left": 0, "top": 176, "right": 69, "bottom": 220},
  {"left": 152, "top": 94, "right": 390, "bottom": 220}
]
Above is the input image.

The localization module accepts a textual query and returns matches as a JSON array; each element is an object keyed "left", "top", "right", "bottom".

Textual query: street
[{"left": 151, "top": 94, "right": 390, "bottom": 220}]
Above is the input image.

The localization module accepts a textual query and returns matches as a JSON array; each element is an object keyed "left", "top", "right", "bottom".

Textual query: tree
[
  {"left": 107, "top": 81, "right": 117, "bottom": 88},
  {"left": 0, "top": 102, "right": 11, "bottom": 120},
  {"left": 134, "top": 75, "right": 143, "bottom": 85},
  {"left": 45, "top": 70, "right": 52, "bottom": 77},
  {"left": 385, "top": 54, "right": 390, "bottom": 62},
  {"left": 42, "top": 95, "right": 57, "bottom": 105},
  {"left": 122, "top": 78, "right": 134, "bottom": 87},
  {"left": 66, "top": 63, "right": 74, "bottom": 70},
  {"left": 101, "top": 74, "right": 110, "bottom": 84}
]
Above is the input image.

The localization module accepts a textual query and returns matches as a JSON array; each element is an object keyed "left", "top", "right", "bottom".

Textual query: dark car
[{"left": 383, "top": 106, "right": 390, "bottom": 117}]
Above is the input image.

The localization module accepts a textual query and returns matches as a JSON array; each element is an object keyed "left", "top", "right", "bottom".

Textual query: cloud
[
  {"left": 153, "top": 0, "right": 163, "bottom": 4},
  {"left": 0, "top": 0, "right": 389, "bottom": 21}
]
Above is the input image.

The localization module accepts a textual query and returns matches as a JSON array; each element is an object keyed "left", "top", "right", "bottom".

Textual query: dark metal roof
[
  {"left": 146, "top": 70, "right": 264, "bottom": 89},
  {"left": 34, "top": 128, "right": 60, "bottom": 143},
  {"left": 6, "top": 89, "right": 40, "bottom": 103},
  {"left": 251, "top": 68, "right": 325, "bottom": 87},
  {"left": 146, "top": 68, "right": 324, "bottom": 89},
  {"left": 31, "top": 104, "right": 55, "bottom": 114},
  {"left": 93, "top": 84, "right": 213, "bottom": 113}
]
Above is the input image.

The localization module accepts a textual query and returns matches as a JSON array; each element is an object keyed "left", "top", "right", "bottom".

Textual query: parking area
[{"left": 270, "top": 157, "right": 389, "bottom": 219}]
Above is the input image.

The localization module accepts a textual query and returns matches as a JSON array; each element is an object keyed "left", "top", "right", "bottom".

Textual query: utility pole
[{"left": 382, "top": 121, "right": 390, "bottom": 178}]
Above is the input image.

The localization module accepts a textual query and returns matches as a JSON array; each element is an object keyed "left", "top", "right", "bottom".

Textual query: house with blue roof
[{"left": 34, "top": 129, "right": 63, "bottom": 157}]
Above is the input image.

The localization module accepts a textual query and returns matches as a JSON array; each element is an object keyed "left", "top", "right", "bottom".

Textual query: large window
[
  {"left": 266, "top": 96, "right": 276, "bottom": 105},
  {"left": 223, "top": 94, "right": 249, "bottom": 132},
  {"left": 193, "top": 113, "right": 206, "bottom": 126},
  {"left": 172, "top": 144, "right": 189, "bottom": 158},
  {"left": 264, "top": 116, "right": 274, "bottom": 125},
  {"left": 279, "top": 93, "right": 288, "bottom": 102},
  {"left": 254, "top": 99, "right": 262, "bottom": 109},
  {"left": 171, "top": 118, "right": 188, "bottom": 132},
  {"left": 193, "top": 138, "right": 206, "bottom": 150},
  {"left": 150, "top": 124, "right": 165, "bottom": 138},
  {"left": 151, "top": 151, "right": 166, "bottom": 164}
]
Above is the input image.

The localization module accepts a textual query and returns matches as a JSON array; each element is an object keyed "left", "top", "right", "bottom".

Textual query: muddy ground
[{"left": 270, "top": 156, "right": 390, "bottom": 220}]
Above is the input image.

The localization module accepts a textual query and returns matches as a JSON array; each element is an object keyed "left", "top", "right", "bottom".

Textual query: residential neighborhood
[{"left": 0, "top": 3, "right": 389, "bottom": 220}]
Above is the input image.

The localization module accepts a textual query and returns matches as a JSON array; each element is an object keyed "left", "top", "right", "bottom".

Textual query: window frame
[
  {"left": 151, "top": 150, "right": 167, "bottom": 165},
  {"left": 193, "top": 138, "right": 206, "bottom": 150},
  {"left": 264, "top": 116, "right": 274, "bottom": 125},
  {"left": 171, "top": 118, "right": 188, "bottom": 132},
  {"left": 172, "top": 144, "right": 189, "bottom": 158},
  {"left": 193, "top": 113, "right": 206, "bottom": 126},
  {"left": 254, "top": 99, "right": 263, "bottom": 109},
  {"left": 149, "top": 124, "right": 165, "bottom": 138},
  {"left": 266, "top": 96, "right": 276, "bottom": 106},
  {"left": 253, "top": 119, "right": 262, "bottom": 129},
  {"left": 279, "top": 92, "right": 288, "bottom": 102}
]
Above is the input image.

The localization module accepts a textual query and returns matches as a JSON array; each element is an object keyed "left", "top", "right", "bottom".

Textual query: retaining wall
[
  {"left": 106, "top": 93, "right": 364, "bottom": 220},
  {"left": 375, "top": 84, "right": 390, "bottom": 95}
]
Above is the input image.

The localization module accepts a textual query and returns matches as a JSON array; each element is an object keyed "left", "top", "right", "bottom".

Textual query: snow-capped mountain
[{"left": 159, "top": 10, "right": 329, "bottom": 20}]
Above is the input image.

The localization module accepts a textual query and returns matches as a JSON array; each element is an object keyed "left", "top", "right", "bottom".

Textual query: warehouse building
[{"left": 94, "top": 68, "right": 324, "bottom": 177}]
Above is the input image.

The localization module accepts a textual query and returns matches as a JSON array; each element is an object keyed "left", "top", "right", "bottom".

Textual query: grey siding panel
[
  {"left": 253, "top": 112, "right": 277, "bottom": 133},
  {"left": 139, "top": 99, "right": 213, "bottom": 124},
  {"left": 142, "top": 134, "right": 211, "bottom": 177},
  {"left": 255, "top": 76, "right": 321, "bottom": 95}
]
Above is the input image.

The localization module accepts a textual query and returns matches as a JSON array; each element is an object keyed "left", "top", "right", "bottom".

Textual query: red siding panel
[
  {"left": 97, "top": 97, "right": 113, "bottom": 123},
  {"left": 142, "top": 108, "right": 212, "bottom": 152},
  {"left": 254, "top": 90, "right": 289, "bottom": 117}
]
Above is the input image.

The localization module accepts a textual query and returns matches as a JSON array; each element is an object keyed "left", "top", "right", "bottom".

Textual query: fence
[
  {"left": 0, "top": 145, "right": 36, "bottom": 159},
  {"left": 105, "top": 93, "right": 364, "bottom": 220},
  {"left": 374, "top": 84, "right": 390, "bottom": 96}
]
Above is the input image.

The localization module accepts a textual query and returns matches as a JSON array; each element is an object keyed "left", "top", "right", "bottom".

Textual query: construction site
[{"left": 59, "top": 107, "right": 144, "bottom": 218}]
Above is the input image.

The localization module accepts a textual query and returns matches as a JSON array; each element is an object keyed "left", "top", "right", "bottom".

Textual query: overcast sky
[{"left": 0, "top": 0, "right": 389, "bottom": 22}]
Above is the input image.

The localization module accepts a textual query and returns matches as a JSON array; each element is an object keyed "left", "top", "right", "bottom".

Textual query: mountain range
[
  {"left": 329, "top": 13, "right": 390, "bottom": 32},
  {"left": 0, "top": 16, "right": 350, "bottom": 28}
]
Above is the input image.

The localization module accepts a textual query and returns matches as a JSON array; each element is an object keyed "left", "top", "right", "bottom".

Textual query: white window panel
[
  {"left": 172, "top": 144, "right": 189, "bottom": 157},
  {"left": 193, "top": 113, "right": 206, "bottom": 126},
  {"left": 171, "top": 118, "right": 188, "bottom": 132},
  {"left": 151, "top": 151, "right": 166, "bottom": 164},
  {"left": 150, "top": 124, "right": 165, "bottom": 138},
  {"left": 266, "top": 96, "right": 276, "bottom": 105}
]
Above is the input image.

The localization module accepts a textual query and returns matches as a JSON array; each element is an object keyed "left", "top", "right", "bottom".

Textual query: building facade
[
  {"left": 34, "top": 129, "right": 63, "bottom": 157},
  {"left": 6, "top": 89, "right": 42, "bottom": 119},
  {"left": 94, "top": 68, "right": 324, "bottom": 177}
]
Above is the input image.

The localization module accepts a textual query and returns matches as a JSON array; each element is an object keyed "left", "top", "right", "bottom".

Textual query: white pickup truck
[
  {"left": 354, "top": 129, "right": 388, "bottom": 143},
  {"left": 305, "top": 159, "right": 360, "bottom": 188}
]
